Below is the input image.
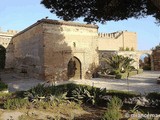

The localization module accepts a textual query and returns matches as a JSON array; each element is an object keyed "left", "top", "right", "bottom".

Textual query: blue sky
[{"left": 0, "top": 0, "right": 159, "bottom": 50}]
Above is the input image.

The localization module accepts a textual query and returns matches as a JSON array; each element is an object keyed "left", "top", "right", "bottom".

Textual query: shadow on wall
[{"left": 42, "top": 20, "right": 73, "bottom": 82}]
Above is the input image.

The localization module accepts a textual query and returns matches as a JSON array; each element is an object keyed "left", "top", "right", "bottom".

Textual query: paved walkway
[
  {"left": 1, "top": 71, "right": 160, "bottom": 94},
  {"left": 78, "top": 71, "right": 160, "bottom": 94},
  {"left": 1, "top": 72, "right": 45, "bottom": 92}
]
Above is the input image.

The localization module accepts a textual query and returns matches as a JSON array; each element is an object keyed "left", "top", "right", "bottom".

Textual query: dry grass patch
[{"left": 0, "top": 101, "right": 90, "bottom": 120}]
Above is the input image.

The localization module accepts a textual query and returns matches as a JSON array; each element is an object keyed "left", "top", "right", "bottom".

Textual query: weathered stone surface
[
  {"left": 152, "top": 49, "right": 160, "bottom": 70},
  {"left": 8, "top": 19, "right": 99, "bottom": 81}
]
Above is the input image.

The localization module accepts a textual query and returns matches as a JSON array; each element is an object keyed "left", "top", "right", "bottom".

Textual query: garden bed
[
  {"left": 98, "top": 69, "right": 143, "bottom": 79},
  {"left": 0, "top": 83, "right": 160, "bottom": 120}
]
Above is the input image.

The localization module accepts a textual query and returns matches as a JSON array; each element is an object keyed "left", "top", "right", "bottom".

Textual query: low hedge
[
  {"left": 106, "top": 90, "right": 140, "bottom": 100},
  {"left": 146, "top": 92, "right": 160, "bottom": 100},
  {"left": 0, "top": 80, "right": 8, "bottom": 91}
]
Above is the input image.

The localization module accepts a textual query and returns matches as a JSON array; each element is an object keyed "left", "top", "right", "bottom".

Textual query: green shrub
[
  {"left": 13, "top": 91, "right": 26, "bottom": 98},
  {"left": 0, "top": 80, "right": 8, "bottom": 91},
  {"left": 4, "top": 98, "right": 29, "bottom": 110},
  {"left": 143, "top": 65, "right": 151, "bottom": 70},
  {"left": 33, "top": 101, "right": 52, "bottom": 109},
  {"left": 27, "top": 84, "right": 48, "bottom": 97},
  {"left": 102, "top": 96, "right": 122, "bottom": 120},
  {"left": 108, "top": 96, "right": 123, "bottom": 109},
  {"left": 147, "top": 94, "right": 160, "bottom": 107},
  {"left": 102, "top": 108, "right": 122, "bottom": 120},
  {"left": 125, "top": 47, "right": 130, "bottom": 51},
  {"left": 115, "top": 74, "right": 121, "bottom": 79},
  {"left": 146, "top": 92, "right": 160, "bottom": 100},
  {"left": 92, "top": 88, "right": 108, "bottom": 106},
  {"left": 115, "top": 73, "right": 128, "bottom": 79},
  {"left": 106, "top": 90, "right": 139, "bottom": 100}
]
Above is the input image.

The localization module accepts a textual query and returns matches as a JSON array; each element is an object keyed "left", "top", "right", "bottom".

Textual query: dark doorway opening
[
  {"left": 67, "top": 57, "right": 82, "bottom": 79},
  {"left": 0, "top": 45, "right": 6, "bottom": 70}
]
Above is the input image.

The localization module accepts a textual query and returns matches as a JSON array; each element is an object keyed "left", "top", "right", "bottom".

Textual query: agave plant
[
  {"left": 69, "top": 86, "right": 95, "bottom": 105},
  {"left": 69, "top": 86, "right": 109, "bottom": 105}
]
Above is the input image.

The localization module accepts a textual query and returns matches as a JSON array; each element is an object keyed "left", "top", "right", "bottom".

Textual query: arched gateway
[
  {"left": 67, "top": 57, "right": 82, "bottom": 80},
  {"left": 137, "top": 50, "right": 153, "bottom": 70}
]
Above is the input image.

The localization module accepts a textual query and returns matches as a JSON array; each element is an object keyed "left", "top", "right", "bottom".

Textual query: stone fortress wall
[
  {"left": 0, "top": 19, "right": 157, "bottom": 81},
  {"left": 0, "top": 27, "right": 138, "bottom": 53},
  {"left": 4, "top": 19, "right": 99, "bottom": 81},
  {"left": 152, "top": 49, "right": 160, "bottom": 70},
  {"left": 0, "top": 28, "right": 18, "bottom": 48},
  {"left": 10, "top": 23, "right": 45, "bottom": 79},
  {"left": 98, "top": 31, "right": 137, "bottom": 51},
  {"left": 98, "top": 30, "right": 140, "bottom": 69}
]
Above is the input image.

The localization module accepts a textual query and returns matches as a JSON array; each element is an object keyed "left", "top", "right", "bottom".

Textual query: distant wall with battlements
[
  {"left": 98, "top": 31, "right": 137, "bottom": 51},
  {"left": 0, "top": 28, "right": 18, "bottom": 68},
  {"left": 0, "top": 28, "right": 18, "bottom": 48}
]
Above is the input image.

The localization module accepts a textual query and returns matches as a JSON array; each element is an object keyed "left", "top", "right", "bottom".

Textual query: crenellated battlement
[
  {"left": 98, "top": 31, "right": 125, "bottom": 39},
  {"left": 98, "top": 30, "right": 137, "bottom": 51},
  {"left": 6, "top": 30, "right": 18, "bottom": 34},
  {"left": 0, "top": 28, "right": 18, "bottom": 48},
  {"left": 0, "top": 28, "right": 18, "bottom": 36}
]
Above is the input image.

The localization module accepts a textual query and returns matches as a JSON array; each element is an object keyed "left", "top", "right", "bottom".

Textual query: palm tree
[
  {"left": 102, "top": 55, "right": 135, "bottom": 91},
  {"left": 122, "top": 56, "right": 135, "bottom": 73},
  {"left": 102, "top": 55, "right": 135, "bottom": 75}
]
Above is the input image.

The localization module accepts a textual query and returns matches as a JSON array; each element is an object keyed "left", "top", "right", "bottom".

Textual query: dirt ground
[{"left": 0, "top": 105, "right": 106, "bottom": 120}]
